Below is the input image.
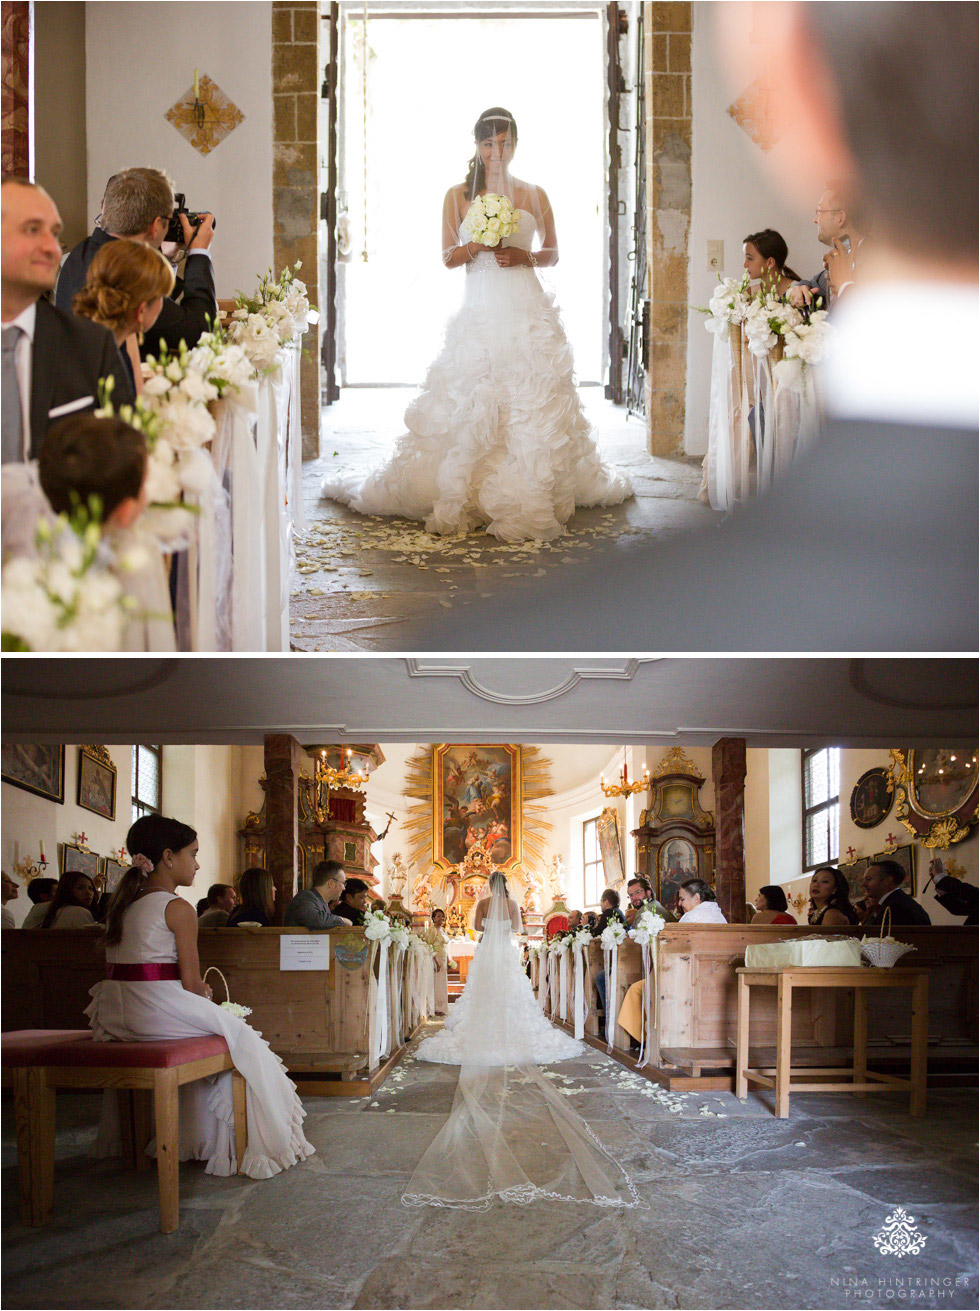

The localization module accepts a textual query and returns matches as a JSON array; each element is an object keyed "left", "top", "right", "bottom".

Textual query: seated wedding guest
[
  {"left": 1, "top": 871, "right": 19, "bottom": 928},
  {"left": 807, "top": 866, "right": 859, "bottom": 927},
  {"left": 56, "top": 167, "right": 216, "bottom": 358},
  {"left": 787, "top": 181, "right": 855, "bottom": 310},
  {"left": 861, "top": 860, "right": 931, "bottom": 927},
  {"left": 198, "top": 882, "right": 239, "bottom": 928},
  {"left": 567, "top": 910, "right": 582, "bottom": 931},
  {"left": 370, "top": 898, "right": 387, "bottom": 913},
  {"left": 196, "top": 897, "right": 210, "bottom": 916},
  {"left": 743, "top": 229, "right": 802, "bottom": 298},
  {"left": 624, "top": 875, "right": 674, "bottom": 925},
  {"left": 421, "top": 908, "right": 451, "bottom": 1016},
  {"left": 20, "top": 876, "right": 58, "bottom": 928},
  {"left": 73, "top": 240, "right": 175, "bottom": 395},
  {"left": 283, "top": 861, "right": 352, "bottom": 930},
  {"left": 853, "top": 866, "right": 880, "bottom": 924},
  {"left": 226, "top": 868, "right": 276, "bottom": 928},
  {"left": 591, "top": 888, "right": 627, "bottom": 1024},
  {"left": 2, "top": 179, "right": 134, "bottom": 465},
  {"left": 677, "top": 879, "right": 728, "bottom": 924},
  {"left": 334, "top": 877, "right": 370, "bottom": 927},
  {"left": 39, "top": 870, "right": 99, "bottom": 928},
  {"left": 750, "top": 885, "right": 797, "bottom": 925},
  {"left": 584, "top": 911, "right": 598, "bottom": 931}
]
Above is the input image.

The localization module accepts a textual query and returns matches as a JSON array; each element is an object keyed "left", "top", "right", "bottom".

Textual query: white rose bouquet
[
  {"left": 599, "top": 919, "right": 628, "bottom": 950},
  {"left": 1, "top": 505, "right": 139, "bottom": 652},
  {"left": 389, "top": 920, "right": 410, "bottom": 950},
  {"left": 743, "top": 292, "right": 804, "bottom": 359},
  {"left": 186, "top": 323, "right": 259, "bottom": 410},
  {"left": 698, "top": 271, "right": 751, "bottom": 336},
  {"left": 571, "top": 926, "right": 594, "bottom": 949},
  {"left": 628, "top": 908, "right": 666, "bottom": 947},
  {"left": 462, "top": 193, "right": 520, "bottom": 248},
  {"left": 364, "top": 909, "right": 392, "bottom": 942},
  {"left": 230, "top": 261, "right": 316, "bottom": 362}
]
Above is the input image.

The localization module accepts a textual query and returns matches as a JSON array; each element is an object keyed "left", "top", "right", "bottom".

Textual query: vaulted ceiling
[{"left": 2, "top": 658, "right": 974, "bottom": 747}]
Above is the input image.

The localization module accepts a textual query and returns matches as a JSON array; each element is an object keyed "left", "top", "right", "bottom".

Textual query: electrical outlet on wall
[{"left": 707, "top": 240, "right": 724, "bottom": 274}]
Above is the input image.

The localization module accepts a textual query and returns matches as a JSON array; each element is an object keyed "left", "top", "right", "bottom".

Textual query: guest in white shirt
[
  {"left": 1, "top": 871, "right": 20, "bottom": 928},
  {"left": 676, "top": 880, "right": 728, "bottom": 925}
]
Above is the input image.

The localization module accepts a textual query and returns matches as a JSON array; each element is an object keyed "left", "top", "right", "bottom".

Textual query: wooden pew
[{"left": 1, "top": 927, "right": 427, "bottom": 1097}]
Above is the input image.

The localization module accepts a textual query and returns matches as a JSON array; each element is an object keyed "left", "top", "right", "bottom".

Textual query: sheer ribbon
[
  {"left": 558, "top": 948, "right": 569, "bottom": 1022},
  {"left": 371, "top": 938, "right": 390, "bottom": 1063},
  {"left": 602, "top": 941, "right": 619, "bottom": 1054},
  {"left": 570, "top": 937, "right": 589, "bottom": 1041}
]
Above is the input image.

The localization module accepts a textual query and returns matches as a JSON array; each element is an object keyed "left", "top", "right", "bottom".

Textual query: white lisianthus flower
[
  {"left": 178, "top": 372, "right": 219, "bottom": 404},
  {"left": 164, "top": 359, "right": 184, "bottom": 382},
  {"left": 176, "top": 448, "right": 214, "bottom": 496},
  {"left": 600, "top": 920, "right": 627, "bottom": 950},
  {"left": 142, "top": 374, "right": 172, "bottom": 397}
]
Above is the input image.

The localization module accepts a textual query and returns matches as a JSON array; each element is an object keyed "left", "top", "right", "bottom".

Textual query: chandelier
[
  {"left": 312, "top": 748, "right": 368, "bottom": 824},
  {"left": 600, "top": 759, "right": 649, "bottom": 799}
]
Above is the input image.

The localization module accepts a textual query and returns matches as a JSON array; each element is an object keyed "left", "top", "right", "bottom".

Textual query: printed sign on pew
[{"left": 279, "top": 934, "right": 331, "bottom": 971}]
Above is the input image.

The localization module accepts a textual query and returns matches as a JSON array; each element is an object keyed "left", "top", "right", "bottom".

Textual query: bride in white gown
[
  {"left": 403, "top": 873, "right": 645, "bottom": 1211},
  {"left": 322, "top": 106, "right": 633, "bottom": 543}
]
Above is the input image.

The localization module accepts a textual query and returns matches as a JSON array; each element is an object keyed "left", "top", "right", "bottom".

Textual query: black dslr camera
[{"left": 165, "top": 193, "right": 216, "bottom": 244}]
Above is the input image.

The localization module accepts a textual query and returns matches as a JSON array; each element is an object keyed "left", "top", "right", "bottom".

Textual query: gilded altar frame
[{"left": 432, "top": 744, "right": 522, "bottom": 872}]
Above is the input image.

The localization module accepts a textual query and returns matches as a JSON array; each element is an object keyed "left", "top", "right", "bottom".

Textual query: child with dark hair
[{"left": 87, "top": 813, "right": 315, "bottom": 1180}]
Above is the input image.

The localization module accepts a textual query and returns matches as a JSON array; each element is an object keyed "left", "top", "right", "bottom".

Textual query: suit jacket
[
  {"left": 864, "top": 889, "right": 931, "bottom": 927},
  {"left": 29, "top": 297, "right": 135, "bottom": 460},
  {"left": 283, "top": 888, "right": 350, "bottom": 930},
  {"left": 423, "top": 416, "right": 978, "bottom": 652},
  {"left": 591, "top": 908, "right": 626, "bottom": 937},
  {"left": 56, "top": 227, "right": 217, "bottom": 358},
  {"left": 335, "top": 899, "right": 366, "bottom": 927}
]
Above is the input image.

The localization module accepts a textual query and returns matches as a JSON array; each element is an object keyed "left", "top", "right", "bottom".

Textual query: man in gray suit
[
  {"left": 283, "top": 860, "right": 352, "bottom": 930},
  {"left": 1, "top": 179, "right": 134, "bottom": 464}
]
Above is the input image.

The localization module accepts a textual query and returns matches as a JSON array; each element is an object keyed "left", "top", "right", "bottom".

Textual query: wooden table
[{"left": 735, "top": 966, "right": 929, "bottom": 1118}]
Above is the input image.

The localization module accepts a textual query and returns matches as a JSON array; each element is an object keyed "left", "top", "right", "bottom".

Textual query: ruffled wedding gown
[
  {"left": 86, "top": 892, "right": 315, "bottom": 1179},
  {"left": 321, "top": 210, "right": 633, "bottom": 542}
]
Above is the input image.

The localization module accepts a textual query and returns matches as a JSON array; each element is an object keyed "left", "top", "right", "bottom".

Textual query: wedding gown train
[
  {"left": 404, "top": 889, "right": 645, "bottom": 1211},
  {"left": 322, "top": 210, "right": 633, "bottom": 543}
]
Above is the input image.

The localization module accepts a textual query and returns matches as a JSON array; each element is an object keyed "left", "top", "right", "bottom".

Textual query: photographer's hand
[{"left": 181, "top": 211, "right": 215, "bottom": 253}]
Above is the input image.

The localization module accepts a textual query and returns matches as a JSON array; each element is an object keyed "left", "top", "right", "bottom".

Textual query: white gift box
[{"left": 744, "top": 936, "right": 863, "bottom": 969}]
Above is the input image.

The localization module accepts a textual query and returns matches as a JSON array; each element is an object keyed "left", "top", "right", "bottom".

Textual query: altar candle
[
  {"left": 194, "top": 68, "right": 200, "bottom": 99},
  {"left": 39, "top": 839, "right": 44, "bottom": 860}
]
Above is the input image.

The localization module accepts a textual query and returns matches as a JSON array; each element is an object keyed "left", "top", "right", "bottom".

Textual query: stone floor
[
  {"left": 3, "top": 1023, "right": 977, "bottom": 1311},
  {"left": 290, "top": 387, "right": 713, "bottom": 651}
]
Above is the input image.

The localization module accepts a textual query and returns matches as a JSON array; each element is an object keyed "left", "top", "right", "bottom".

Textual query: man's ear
[{"left": 715, "top": 2, "right": 856, "bottom": 208}]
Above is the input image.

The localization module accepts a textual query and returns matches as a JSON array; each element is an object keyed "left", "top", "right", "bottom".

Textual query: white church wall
[
  {"left": 84, "top": 3, "right": 274, "bottom": 298},
  {"left": 162, "top": 745, "right": 243, "bottom": 904},
  {"left": 2, "top": 744, "right": 132, "bottom": 926},
  {"left": 685, "top": 3, "right": 824, "bottom": 456}
]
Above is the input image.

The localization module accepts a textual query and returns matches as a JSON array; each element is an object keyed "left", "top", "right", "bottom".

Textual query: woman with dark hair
[
  {"left": 86, "top": 814, "right": 314, "bottom": 1180},
  {"left": 40, "top": 870, "right": 99, "bottom": 929},
  {"left": 807, "top": 866, "right": 859, "bottom": 926},
  {"left": 323, "top": 105, "right": 632, "bottom": 543},
  {"left": 743, "top": 229, "right": 802, "bottom": 298},
  {"left": 677, "top": 879, "right": 728, "bottom": 924},
  {"left": 226, "top": 868, "right": 276, "bottom": 927},
  {"left": 751, "top": 885, "right": 798, "bottom": 925}
]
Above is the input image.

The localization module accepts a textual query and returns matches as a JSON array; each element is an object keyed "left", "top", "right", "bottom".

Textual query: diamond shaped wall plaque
[
  {"left": 165, "top": 75, "right": 244, "bottom": 156},
  {"left": 727, "top": 76, "right": 783, "bottom": 153}
]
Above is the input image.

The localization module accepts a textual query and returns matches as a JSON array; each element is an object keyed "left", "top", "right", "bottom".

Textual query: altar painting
[
  {"left": 433, "top": 744, "right": 521, "bottom": 870},
  {"left": 658, "top": 837, "right": 698, "bottom": 912}
]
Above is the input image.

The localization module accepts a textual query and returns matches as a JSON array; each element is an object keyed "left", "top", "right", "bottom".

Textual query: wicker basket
[
  {"left": 860, "top": 908, "right": 917, "bottom": 968},
  {"left": 203, "top": 966, "right": 231, "bottom": 1001}
]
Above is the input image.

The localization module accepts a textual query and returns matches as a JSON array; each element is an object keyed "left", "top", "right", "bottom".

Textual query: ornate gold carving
[
  {"left": 650, "top": 747, "right": 704, "bottom": 782},
  {"left": 81, "top": 744, "right": 114, "bottom": 770},
  {"left": 165, "top": 75, "right": 244, "bottom": 156},
  {"left": 914, "top": 816, "right": 972, "bottom": 850}
]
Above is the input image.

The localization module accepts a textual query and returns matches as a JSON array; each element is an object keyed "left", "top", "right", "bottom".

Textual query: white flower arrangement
[
  {"left": 186, "top": 323, "right": 260, "bottom": 409},
  {"left": 548, "top": 935, "right": 571, "bottom": 956},
  {"left": 600, "top": 919, "right": 628, "bottom": 950},
  {"left": 228, "top": 262, "right": 316, "bottom": 370},
  {"left": 389, "top": 920, "right": 410, "bottom": 950},
  {"left": 462, "top": 193, "right": 520, "bottom": 248},
  {"left": 220, "top": 1001, "right": 252, "bottom": 1020},
  {"left": 743, "top": 292, "right": 804, "bottom": 359},
  {"left": 1, "top": 504, "right": 139, "bottom": 652},
  {"left": 364, "top": 909, "right": 392, "bottom": 942},
  {"left": 571, "top": 926, "right": 594, "bottom": 948},
  {"left": 141, "top": 342, "right": 219, "bottom": 450},
  {"left": 700, "top": 271, "right": 751, "bottom": 336},
  {"left": 628, "top": 908, "right": 666, "bottom": 947}
]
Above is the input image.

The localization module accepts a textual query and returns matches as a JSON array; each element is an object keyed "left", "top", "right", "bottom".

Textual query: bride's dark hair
[
  {"left": 488, "top": 871, "right": 509, "bottom": 896},
  {"left": 463, "top": 107, "right": 518, "bottom": 201}
]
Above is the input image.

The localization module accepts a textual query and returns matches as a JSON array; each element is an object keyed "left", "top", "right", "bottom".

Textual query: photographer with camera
[{"left": 56, "top": 167, "right": 217, "bottom": 358}]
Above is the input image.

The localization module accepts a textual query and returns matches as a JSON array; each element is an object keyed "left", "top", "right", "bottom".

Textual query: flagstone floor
[
  {"left": 3, "top": 1021, "right": 977, "bottom": 1310},
  {"left": 289, "top": 388, "right": 713, "bottom": 651}
]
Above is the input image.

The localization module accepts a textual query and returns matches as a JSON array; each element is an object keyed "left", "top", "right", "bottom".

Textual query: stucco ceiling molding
[
  {"left": 403, "top": 658, "right": 656, "bottom": 705},
  {"left": 849, "top": 659, "right": 978, "bottom": 712}
]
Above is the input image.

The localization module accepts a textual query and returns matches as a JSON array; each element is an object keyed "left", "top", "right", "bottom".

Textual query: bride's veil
[{"left": 402, "top": 873, "right": 644, "bottom": 1211}]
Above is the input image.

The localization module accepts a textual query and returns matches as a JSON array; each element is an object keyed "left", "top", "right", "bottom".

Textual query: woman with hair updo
[
  {"left": 86, "top": 813, "right": 315, "bottom": 1180},
  {"left": 742, "top": 229, "right": 802, "bottom": 299},
  {"left": 74, "top": 239, "right": 175, "bottom": 395},
  {"left": 751, "top": 884, "right": 798, "bottom": 925},
  {"left": 323, "top": 105, "right": 632, "bottom": 543}
]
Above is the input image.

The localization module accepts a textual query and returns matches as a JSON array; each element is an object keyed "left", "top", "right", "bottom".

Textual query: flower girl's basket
[
  {"left": 203, "top": 966, "right": 252, "bottom": 1019},
  {"left": 859, "top": 908, "right": 917, "bottom": 968}
]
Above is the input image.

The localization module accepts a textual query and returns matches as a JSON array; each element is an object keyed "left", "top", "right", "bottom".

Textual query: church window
[
  {"left": 583, "top": 816, "right": 603, "bottom": 908},
  {"left": 802, "top": 747, "right": 840, "bottom": 871},
  {"left": 131, "top": 744, "right": 162, "bottom": 824}
]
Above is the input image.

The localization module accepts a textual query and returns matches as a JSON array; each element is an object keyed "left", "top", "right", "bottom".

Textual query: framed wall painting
[
  {"left": 432, "top": 744, "right": 521, "bottom": 870},
  {"left": 1, "top": 744, "right": 65, "bottom": 804},
  {"left": 102, "top": 856, "right": 128, "bottom": 894},
  {"left": 77, "top": 746, "right": 117, "bottom": 821},
  {"left": 840, "top": 842, "right": 916, "bottom": 904},
  {"left": 849, "top": 767, "right": 893, "bottom": 829},
  {"left": 657, "top": 836, "right": 700, "bottom": 914},
  {"left": 596, "top": 807, "right": 626, "bottom": 886},
  {"left": 61, "top": 843, "right": 100, "bottom": 880}
]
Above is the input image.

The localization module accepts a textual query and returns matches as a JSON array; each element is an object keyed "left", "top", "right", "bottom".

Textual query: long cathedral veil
[{"left": 402, "top": 874, "right": 646, "bottom": 1210}]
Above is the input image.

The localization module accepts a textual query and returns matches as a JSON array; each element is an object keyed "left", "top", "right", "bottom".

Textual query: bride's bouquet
[{"left": 462, "top": 193, "right": 520, "bottom": 247}]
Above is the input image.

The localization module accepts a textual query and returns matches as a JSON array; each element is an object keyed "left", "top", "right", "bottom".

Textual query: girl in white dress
[
  {"left": 86, "top": 814, "right": 315, "bottom": 1180},
  {"left": 322, "top": 106, "right": 632, "bottom": 543}
]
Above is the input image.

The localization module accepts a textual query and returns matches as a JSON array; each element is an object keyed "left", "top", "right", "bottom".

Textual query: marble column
[
  {"left": 264, "top": 733, "right": 303, "bottom": 924},
  {"left": 712, "top": 737, "right": 746, "bottom": 922}
]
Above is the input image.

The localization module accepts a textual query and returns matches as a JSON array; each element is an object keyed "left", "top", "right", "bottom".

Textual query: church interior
[{"left": 1, "top": 657, "right": 978, "bottom": 1308}]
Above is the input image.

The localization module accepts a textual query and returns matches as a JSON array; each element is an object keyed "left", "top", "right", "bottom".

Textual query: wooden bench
[{"left": 2, "top": 1030, "right": 246, "bottom": 1234}]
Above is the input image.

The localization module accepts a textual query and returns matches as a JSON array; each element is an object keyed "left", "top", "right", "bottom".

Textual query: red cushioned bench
[{"left": 2, "top": 1030, "right": 246, "bottom": 1234}]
